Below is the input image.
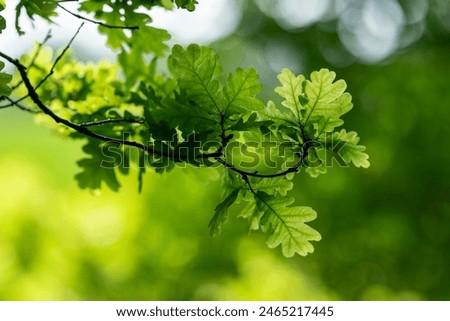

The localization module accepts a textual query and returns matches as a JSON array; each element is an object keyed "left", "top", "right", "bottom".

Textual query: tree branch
[
  {"left": 0, "top": 51, "right": 156, "bottom": 151},
  {"left": 0, "top": 50, "right": 222, "bottom": 162},
  {"left": 57, "top": 4, "right": 139, "bottom": 30},
  {"left": 35, "top": 23, "right": 84, "bottom": 91},
  {"left": 9, "top": 30, "right": 52, "bottom": 94},
  {"left": 0, "top": 23, "right": 78, "bottom": 109},
  {"left": 0, "top": 31, "right": 53, "bottom": 108},
  {"left": 214, "top": 139, "right": 312, "bottom": 179}
]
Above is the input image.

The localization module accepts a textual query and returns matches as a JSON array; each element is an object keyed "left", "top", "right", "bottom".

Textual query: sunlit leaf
[
  {"left": 327, "top": 129, "right": 370, "bottom": 168},
  {"left": 274, "top": 68, "right": 306, "bottom": 119},
  {"left": 251, "top": 176, "right": 294, "bottom": 196},
  {"left": 303, "top": 69, "right": 352, "bottom": 125},
  {"left": 224, "top": 68, "right": 265, "bottom": 113},
  {"left": 258, "top": 193, "right": 321, "bottom": 257}
]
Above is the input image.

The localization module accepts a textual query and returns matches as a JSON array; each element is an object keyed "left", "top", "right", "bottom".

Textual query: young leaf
[
  {"left": 251, "top": 176, "right": 294, "bottom": 196},
  {"left": 274, "top": 68, "right": 306, "bottom": 119},
  {"left": 304, "top": 147, "right": 327, "bottom": 178},
  {"left": 303, "top": 69, "right": 352, "bottom": 125},
  {"left": 258, "top": 101, "right": 298, "bottom": 128},
  {"left": 258, "top": 193, "right": 321, "bottom": 257},
  {"left": 209, "top": 188, "right": 240, "bottom": 237},
  {"left": 224, "top": 67, "right": 264, "bottom": 114},
  {"left": 327, "top": 129, "right": 370, "bottom": 168},
  {"left": 313, "top": 117, "right": 345, "bottom": 137},
  {"left": 226, "top": 112, "right": 273, "bottom": 133}
]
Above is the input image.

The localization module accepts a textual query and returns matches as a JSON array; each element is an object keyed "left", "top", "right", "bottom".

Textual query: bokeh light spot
[{"left": 150, "top": 0, "right": 242, "bottom": 44}]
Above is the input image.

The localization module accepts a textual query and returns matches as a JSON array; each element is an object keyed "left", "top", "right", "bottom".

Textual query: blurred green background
[{"left": 1, "top": 0, "right": 449, "bottom": 300}]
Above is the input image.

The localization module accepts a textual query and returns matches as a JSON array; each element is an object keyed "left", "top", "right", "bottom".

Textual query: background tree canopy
[{"left": 0, "top": 0, "right": 449, "bottom": 300}]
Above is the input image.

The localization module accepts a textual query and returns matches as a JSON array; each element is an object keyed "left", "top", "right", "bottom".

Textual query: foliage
[
  {"left": 0, "top": 0, "right": 369, "bottom": 257},
  {"left": 0, "top": 1, "right": 6, "bottom": 34},
  {"left": 0, "top": 61, "right": 11, "bottom": 96}
]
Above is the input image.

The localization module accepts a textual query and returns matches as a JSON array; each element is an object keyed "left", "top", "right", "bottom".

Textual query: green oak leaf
[
  {"left": 80, "top": 2, "right": 170, "bottom": 79},
  {"left": 273, "top": 68, "right": 352, "bottom": 136},
  {"left": 224, "top": 67, "right": 265, "bottom": 114},
  {"left": 258, "top": 193, "right": 321, "bottom": 257},
  {"left": 304, "top": 147, "right": 328, "bottom": 178},
  {"left": 15, "top": 0, "right": 57, "bottom": 35},
  {"left": 238, "top": 198, "right": 262, "bottom": 231},
  {"left": 250, "top": 176, "right": 294, "bottom": 196},
  {"left": 132, "top": 26, "right": 170, "bottom": 57},
  {"left": 154, "top": 97, "right": 219, "bottom": 135},
  {"left": 209, "top": 188, "right": 240, "bottom": 237},
  {"left": 75, "top": 140, "right": 121, "bottom": 192},
  {"left": 0, "top": 0, "right": 6, "bottom": 34},
  {"left": 313, "top": 117, "right": 345, "bottom": 137},
  {"left": 326, "top": 129, "right": 370, "bottom": 168},
  {"left": 175, "top": 0, "right": 198, "bottom": 11},
  {"left": 258, "top": 101, "right": 298, "bottom": 128},
  {"left": 169, "top": 44, "right": 222, "bottom": 113},
  {"left": 172, "top": 130, "right": 216, "bottom": 165},
  {"left": 0, "top": 16, "right": 4, "bottom": 34},
  {"left": 274, "top": 68, "right": 306, "bottom": 120},
  {"left": 302, "top": 69, "right": 353, "bottom": 126},
  {"left": 0, "top": 61, "right": 12, "bottom": 96},
  {"left": 226, "top": 112, "right": 273, "bottom": 132},
  {"left": 145, "top": 110, "right": 178, "bottom": 143}
]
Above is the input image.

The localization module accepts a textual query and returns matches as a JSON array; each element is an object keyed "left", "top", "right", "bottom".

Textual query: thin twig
[
  {"left": 0, "top": 97, "right": 40, "bottom": 113},
  {"left": 0, "top": 31, "right": 53, "bottom": 108},
  {"left": 57, "top": 4, "right": 139, "bottom": 30},
  {"left": 0, "top": 92, "right": 27, "bottom": 108},
  {"left": 35, "top": 23, "right": 84, "bottom": 90},
  {"left": 9, "top": 30, "right": 52, "bottom": 93},
  {"left": 1, "top": 24, "right": 80, "bottom": 108},
  {"left": 79, "top": 117, "right": 145, "bottom": 127}
]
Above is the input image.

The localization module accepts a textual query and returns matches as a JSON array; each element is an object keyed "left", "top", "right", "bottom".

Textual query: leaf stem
[{"left": 79, "top": 117, "right": 145, "bottom": 127}]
